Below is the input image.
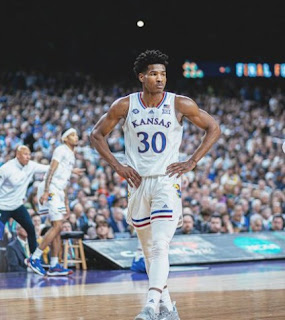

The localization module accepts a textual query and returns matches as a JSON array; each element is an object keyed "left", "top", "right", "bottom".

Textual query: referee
[{"left": 0, "top": 146, "right": 49, "bottom": 254}]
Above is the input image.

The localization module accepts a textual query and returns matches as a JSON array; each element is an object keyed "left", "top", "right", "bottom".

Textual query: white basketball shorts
[
  {"left": 37, "top": 181, "right": 67, "bottom": 221},
  {"left": 127, "top": 175, "right": 183, "bottom": 230}
]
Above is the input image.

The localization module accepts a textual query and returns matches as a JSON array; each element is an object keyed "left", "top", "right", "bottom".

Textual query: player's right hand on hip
[
  {"left": 40, "top": 191, "right": 49, "bottom": 205},
  {"left": 116, "top": 165, "right": 141, "bottom": 188}
]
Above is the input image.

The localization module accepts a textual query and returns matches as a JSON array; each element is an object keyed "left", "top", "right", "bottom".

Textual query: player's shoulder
[
  {"left": 174, "top": 94, "right": 199, "bottom": 115},
  {"left": 111, "top": 95, "right": 130, "bottom": 108},
  {"left": 108, "top": 95, "right": 130, "bottom": 117},
  {"left": 174, "top": 94, "right": 197, "bottom": 106},
  {"left": 53, "top": 144, "right": 66, "bottom": 154}
]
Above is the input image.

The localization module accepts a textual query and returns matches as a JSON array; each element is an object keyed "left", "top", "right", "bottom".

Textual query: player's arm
[
  {"left": 90, "top": 97, "right": 141, "bottom": 188},
  {"left": 167, "top": 95, "right": 221, "bottom": 178},
  {"left": 39, "top": 159, "right": 59, "bottom": 205}
]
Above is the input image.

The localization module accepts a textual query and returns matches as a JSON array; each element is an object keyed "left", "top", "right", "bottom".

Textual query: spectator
[
  {"left": 204, "top": 214, "right": 223, "bottom": 234},
  {"left": 81, "top": 207, "right": 97, "bottom": 235},
  {"left": 108, "top": 207, "right": 129, "bottom": 237},
  {"left": 175, "top": 214, "right": 200, "bottom": 235},
  {"left": 231, "top": 204, "right": 249, "bottom": 233},
  {"left": 270, "top": 214, "right": 284, "bottom": 231},
  {"left": 94, "top": 221, "right": 114, "bottom": 240},
  {"left": 5, "top": 224, "right": 29, "bottom": 272},
  {"left": 249, "top": 214, "right": 264, "bottom": 232}
]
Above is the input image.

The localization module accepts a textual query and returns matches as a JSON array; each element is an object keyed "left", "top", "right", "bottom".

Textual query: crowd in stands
[{"left": 0, "top": 71, "right": 284, "bottom": 269}]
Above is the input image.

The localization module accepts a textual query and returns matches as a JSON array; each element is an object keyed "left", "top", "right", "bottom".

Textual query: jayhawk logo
[
  {"left": 173, "top": 184, "right": 181, "bottom": 198},
  {"left": 48, "top": 193, "right": 55, "bottom": 201}
]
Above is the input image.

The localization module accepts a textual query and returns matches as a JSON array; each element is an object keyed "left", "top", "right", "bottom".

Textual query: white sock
[
  {"left": 32, "top": 248, "right": 43, "bottom": 260},
  {"left": 50, "top": 257, "right": 59, "bottom": 267},
  {"left": 145, "top": 289, "right": 161, "bottom": 311},
  {"left": 160, "top": 287, "right": 172, "bottom": 311}
]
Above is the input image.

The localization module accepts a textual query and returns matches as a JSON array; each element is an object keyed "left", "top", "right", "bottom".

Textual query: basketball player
[
  {"left": 0, "top": 145, "right": 49, "bottom": 255},
  {"left": 28, "top": 128, "right": 84, "bottom": 276},
  {"left": 90, "top": 50, "right": 221, "bottom": 320}
]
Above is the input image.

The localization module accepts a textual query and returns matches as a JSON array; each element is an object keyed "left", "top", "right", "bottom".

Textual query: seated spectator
[
  {"left": 269, "top": 214, "right": 284, "bottom": 231},
  {"left": 81, "top": 207, "right": 97, "bottom": 235},
  {"left": 249, "top": 214, "right": 264, "bottom": 232},
  {"left": 220, "top": 165, "right": 242, "bottom": 194},
  {"left": 204, "top": 213, "right": 223, "bottom": 234},
  {"left": 31, "top": 213, "right": 45, "bottom": 238},
  {"left": 175, "top": 214, "right": 200, "bottom": 235},
  {"left": 5, "top": 224, "right": 29, "bottom": 272},
  {"left": 108, "top": 207, "right": 129, "bottom": 237},
  {"left": 69, "top": 212, "right": 80, "bottom": 231},
  {"left": 94, "top": 221, "right": 114, "bottom": 240},
  {"left": 61, "top": 220, "right": 75, "bottom": 266},
  {"left": 261, "top": 207, "right": 272, "bottom": 230},
  {"left": 231, "top": 204, "right": 249, "bottom": 233},
  {"left": 221, "top": 213, "right": 234, "bottom": 234}
]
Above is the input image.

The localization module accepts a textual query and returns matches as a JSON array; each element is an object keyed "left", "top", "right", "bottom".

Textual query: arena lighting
[
  {"left": 182, "top": 61, "right": 204, "bottom": 78},
  {"left": 137, "top": 20, "right": 144, "bottom": 27}
]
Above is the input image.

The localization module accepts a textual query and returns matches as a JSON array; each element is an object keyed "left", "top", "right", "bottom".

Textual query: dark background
[{"left": 0, "top": 0, "right": 284, "bottom": 82}]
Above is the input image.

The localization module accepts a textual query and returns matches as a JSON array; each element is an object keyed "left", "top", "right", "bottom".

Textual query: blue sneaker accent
[
  {"left": 28, "top": 257, "right": 47, "bottom": 276},
  {"left": 47, "top": 263, "right": 73, "bottom": 276},
  {"left": 130, "top": 257, "right": 146, "bottom": 273}
]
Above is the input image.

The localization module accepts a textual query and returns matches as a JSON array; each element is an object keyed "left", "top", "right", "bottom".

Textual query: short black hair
[
  {"left": 61, "top": 128, "right": 70, "bottom": 136},
  {"left": 273, "top": 214, "right": 284, "bottom": 227},
  {"left": 133, "top": 49, "right": 169, "bottom": 77}
]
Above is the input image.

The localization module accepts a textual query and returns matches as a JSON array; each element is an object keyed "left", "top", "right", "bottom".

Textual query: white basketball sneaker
[
  {"left": 134, "top": 306, "right": 158, "bottom": 320},
  {"left": 158, "top": 301, "right": 180, "bottom": 320}
]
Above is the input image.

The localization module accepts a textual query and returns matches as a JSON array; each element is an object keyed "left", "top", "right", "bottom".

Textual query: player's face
[
  {"left": 140, "top": 64, "right": 167, "bottom": 93},
  {"left": 16, "top": 147, "right": 31, "bottom": 166},
  {"left": 65, "top": 132, "right": 79, "bottom": 146}
]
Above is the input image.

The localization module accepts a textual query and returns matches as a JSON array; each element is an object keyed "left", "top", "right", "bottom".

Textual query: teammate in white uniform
[
  {"left": 90, "top": 50, "right": 221, "bottom": 320},
  {"left": 28, "top": 128, "right": 84, "bottom": 276}
]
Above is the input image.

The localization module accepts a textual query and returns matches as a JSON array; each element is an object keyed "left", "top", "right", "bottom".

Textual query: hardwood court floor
[{"left": 0, "top": 261, "right": 285, "bottom": 320}]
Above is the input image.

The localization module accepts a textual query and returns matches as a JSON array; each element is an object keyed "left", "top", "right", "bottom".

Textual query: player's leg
[
  {"left": 134, "top": 231, "right": 157, "bottom": 320},
  {"left": 47, "top": 219, "right": 72, "bottom": 276},
  {"left": 0, "top": 210, "right": 11, "bottom": 240},
  {"left": 151, "top": 175, "right": 182, "bottom": 319},
  {"left": 11, "top": 205, "right": 38, "bottom": 254}
]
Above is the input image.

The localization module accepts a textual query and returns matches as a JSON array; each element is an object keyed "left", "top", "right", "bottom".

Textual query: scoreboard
[{"left": 182, "top": 61, "right": 285, "bottom": 78}]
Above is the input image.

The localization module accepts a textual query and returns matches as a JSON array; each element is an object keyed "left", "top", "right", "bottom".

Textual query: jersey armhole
[
  {"left": 173, "top": 94, "right": 184, "bottom": 127},
  {"left": 122, "top": 94, "right": 132, "bottom": 130}
]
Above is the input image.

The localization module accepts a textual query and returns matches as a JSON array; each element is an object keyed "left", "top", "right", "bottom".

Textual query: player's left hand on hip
[{"left": 166, "top": 160, "right": 196, "bottom": 178}]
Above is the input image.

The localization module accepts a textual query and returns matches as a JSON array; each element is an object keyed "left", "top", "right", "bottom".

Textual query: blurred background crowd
[{"left": 0, "top": 71, "right": 284, "bottom": 267}]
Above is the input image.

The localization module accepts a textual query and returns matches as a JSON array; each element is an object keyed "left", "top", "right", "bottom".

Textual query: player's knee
[{"left": 152, "top": 239, "right": 170, "bottom": 256}]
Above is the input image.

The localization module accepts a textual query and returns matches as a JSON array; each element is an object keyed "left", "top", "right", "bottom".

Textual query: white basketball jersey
[{"left": 122, "top": 92, "right": 183, "bottom": 177}]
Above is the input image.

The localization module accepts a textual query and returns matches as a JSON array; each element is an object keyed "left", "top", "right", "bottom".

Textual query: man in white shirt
[
  {"left": 0, "top": 146, "right": 49, "bottom": 255},
  {"left": 28, "top": 128, "right": 83, "bottom": 276}
]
